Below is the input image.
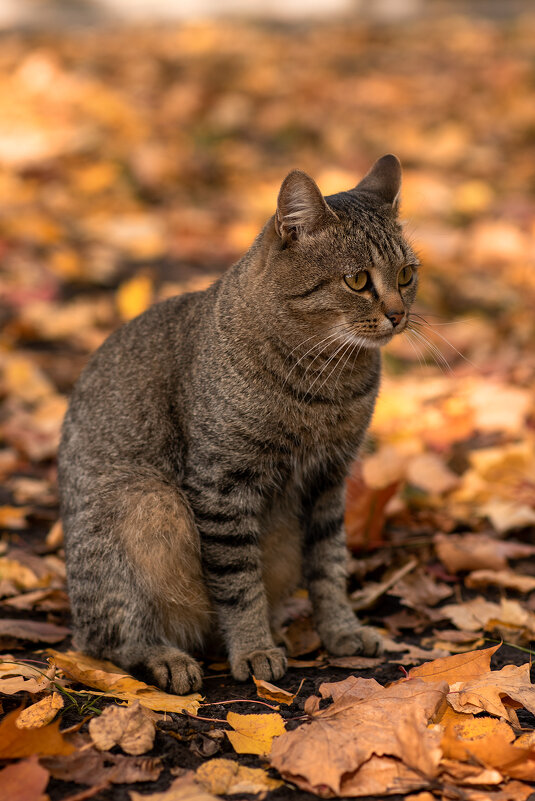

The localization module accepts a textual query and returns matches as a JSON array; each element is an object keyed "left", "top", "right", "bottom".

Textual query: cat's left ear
[
  {"left": 352, "top": 154, "right": 402, "bottom": 210},
  {"left": 275, "top": 170, "right": 338, "bottom": 244}
]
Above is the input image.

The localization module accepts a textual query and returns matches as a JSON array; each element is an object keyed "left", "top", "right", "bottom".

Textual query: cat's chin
[{"left": 358, "top": 333, "right": 393, "bottom": 348}]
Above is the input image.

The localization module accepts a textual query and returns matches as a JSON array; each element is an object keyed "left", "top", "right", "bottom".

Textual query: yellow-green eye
[
  {"left": 344, "top": 271, "right": 368, "bottom": 292},
  {"left": 398, "top": 265, "right": 414, "bottom": 286}
]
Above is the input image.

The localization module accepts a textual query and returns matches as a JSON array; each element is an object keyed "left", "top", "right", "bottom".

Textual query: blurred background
[{"left": 0, "top": 0, "right": 534, "bottom": 548}]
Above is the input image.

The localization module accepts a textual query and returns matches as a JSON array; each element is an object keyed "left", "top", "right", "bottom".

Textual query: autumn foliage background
[{"left": 1, "top": 7, "right": 535, "bottom": 801}]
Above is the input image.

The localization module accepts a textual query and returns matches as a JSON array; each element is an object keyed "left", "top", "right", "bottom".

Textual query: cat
[{"left": 58, "top": 154, "right": 419, "bottom": 694}]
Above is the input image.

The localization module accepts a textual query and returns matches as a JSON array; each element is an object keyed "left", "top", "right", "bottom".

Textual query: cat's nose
[{"left": 386, "top": 310, "right": 404, "bottom": 327}]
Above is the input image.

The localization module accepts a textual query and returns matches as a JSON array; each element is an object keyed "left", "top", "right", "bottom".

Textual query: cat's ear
[
  {"left": 352, "top": 154, "right": 402, "bottom": 209},
  {"left": 275, "top": 170, "right": 338, "bottom": 243}
]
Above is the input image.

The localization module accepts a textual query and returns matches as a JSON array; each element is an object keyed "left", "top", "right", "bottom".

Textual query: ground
[{"left": 1, "top": 11, "right": 535, "bottom": 801}]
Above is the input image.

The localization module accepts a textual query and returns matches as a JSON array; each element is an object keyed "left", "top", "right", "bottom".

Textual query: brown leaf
[
  {"left": 388, "top": 566, "right": 453, "bottom": 608},
  {"left": 253, "top": 677, "right": 296, "bottom": 705},
  {"left": 16, "top": 692, "right": 64, "bottom": 729},
  {"left": 283, "top": 616, "right": 321, "bottom": 657},
  {"left": 130, "top": 773, "right": 217, "bottom": 801},
  {"left": 42, "top": 735, "right": 162, "bottom": 785},
  {"left": 196, "top": 758, "right": 282, "bottom": 795},
  {"left": 88, "top": 701, "right": 155, "bottom": 755},
  {"left": 49, "top": 650, "right": 201, "bottom": 715},
  {"left": 2, "top": 588, "right": 70, "bottom": 612},
  {"left": 0, "top": 657, "right": 55, "bottom": 694},
  {"left": 0, "top": 618, "right": 70, "bottom": 644},
  {"left": 408, "top": 645, "right": 500, "bottom": 686},
  {"left": 448, "top": 663, "right": 535, "bottom": 722},
  {"left": 0, "top": 755, "right": 49, "bottom": 801},
  {"left": 440, "top": 598, "right": 535, "bottom": 640},
  {"left": 345, "top": 462, "right": 400, "bottom": 549},
  {"left": 465, "top": 570, "right": 535, "bottom": 593},
  {"left": 226, "top": 711, "right": 286, "bottom": 756},
  {"left": 434, "top": 533, "right": 535, "bottom": 573},
  {"left": 406, "top": 452, "right": 459, "bottom": 495},
  {"left": 0, "top": 707, "right": 74, "bottom": 758},
  {"left": 327, "top": 656, "right": 385, "bottom": 670},
  {"left": 270, "top": 675, "right": 447, "bottom": 796}
]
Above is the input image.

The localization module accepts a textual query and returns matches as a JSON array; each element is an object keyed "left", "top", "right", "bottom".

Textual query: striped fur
[{"left": 58, "top": 155, "right": 418, "bottom": 692}]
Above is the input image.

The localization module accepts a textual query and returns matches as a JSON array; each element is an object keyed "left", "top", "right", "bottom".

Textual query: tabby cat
[{"left": 58, "top": 154, "right": 419, "bottom": 694}]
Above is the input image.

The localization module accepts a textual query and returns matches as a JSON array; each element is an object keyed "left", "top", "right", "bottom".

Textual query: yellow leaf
[
  {"left": 117, "top": 274, "right": 153, "bottom": 321},
  {"left": 226, "top": 711, "right": 285, "bottom": 756},
  {"left": 0, "top": 708, "right": 74, "bottom": 758},
  {"left": 49, "top": 650, "right": 201, "bottom": 715},
  {"left": 196, "top": 758, "right": 282, "bottom": 794},
  {"left": 16, "top": 692, "right": 64, "bottom": 729},
  {"left": 253, "top": 676, "right": 296, "bottom": 705},
  {"left": 0, "top": 658, "right": 55, "bottom": 695}
]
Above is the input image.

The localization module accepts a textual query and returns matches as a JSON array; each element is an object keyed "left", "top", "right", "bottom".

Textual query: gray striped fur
[{"left": 58, "top": 155, "right": 418, "bottom": 693}]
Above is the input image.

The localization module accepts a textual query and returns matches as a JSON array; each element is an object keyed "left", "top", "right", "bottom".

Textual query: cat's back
[{"left": 59, "top": 290, "right": 206, "bottom": 474}]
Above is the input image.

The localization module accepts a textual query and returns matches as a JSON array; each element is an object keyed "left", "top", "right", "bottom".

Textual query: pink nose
[{"left": 386, "top": 310, "right": 404, "bottom": 327}]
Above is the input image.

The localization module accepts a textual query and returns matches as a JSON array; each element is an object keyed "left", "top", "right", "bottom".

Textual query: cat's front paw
[
  {"left": 231, "top": 646, "right": 287, "bottom": 682},
  {"left": 323, "top": 624, "right": 383, "bottom": 657},
  {"left": 142, "top": 647, "right": 203, "bottom": 695}
]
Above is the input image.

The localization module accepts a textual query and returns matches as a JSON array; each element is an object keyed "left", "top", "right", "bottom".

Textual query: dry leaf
[
  {"left": 327, "top": 656, "right": 385, "bottom": 669},
  {"left": 448, "top": 663, "right": 535, "bottom": 722},
  {"left": 270, "top": 675, "right": 446, "bottom": 796},
  {"left": 441, "top": 598, "right": 535, "bottom": 639},
  {"left": 117, "top": 274, "right": 153, "bottom": 321},
  {"left": 406, "top": 452, "right": 459, "bottom": 495},
  {"left": 130, "top": 773, "right": 217, "bottom": 801},
  {"left": 16, "top": 691, "right": 64, "bottom": 729},
  {"left": 196, "top": 758, "right": 283, "bottom": 795},
  {"left": 89, "top": 700, "right": 155, "bottom": 755},
  {"left": 465, "top": 570, "right": 535, "bottom": 593},
  {"left": 3, "top": 588, "right": 70, "bottom": 612},
  {"left": 408, "top": 645, "right": 500, "bottom": 685},
  {"left": 226, "top": 711, "right": 285, "bottom": 756},
  {"left": 0, "top": 619, "right": 69, "bottom": 644},
  {"left": 0, "top": 657, "right": 55, "bottom": 694},
  {"left": 253, "top": 677, "right": 296, "bottom": 705},
  {"left": 0, "top": 707, "right": 74, "bottom": 758},
  {"left": 283, "top": 616, "right": 321, "bottom": 657},
  {"left": 434, "top": 533, "right": 535, "bottom": 573},
  {"left": 42, "top": 735, "right": 162, "bottom": 785},
  {"left": 388, "top": 566, "right": 453, "bottom": 608},
  {"left": 0, "top": 755, "right": 49, "bottom": 801},
  {"left": 49, "top": 650, "right": 201, "bottom": 715}
]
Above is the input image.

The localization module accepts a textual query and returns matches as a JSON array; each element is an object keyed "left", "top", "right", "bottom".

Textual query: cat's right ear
[{"left": 275, "top": 170, "right": 338, "bottom": 244}]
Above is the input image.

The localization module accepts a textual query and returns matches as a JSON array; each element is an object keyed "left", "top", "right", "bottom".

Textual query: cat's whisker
[
  {"left": 407, "top": 326, "right": 452, "bottom": 373},
  {"left": 409, "top": 317, "right": 479, "bottom": 370},
  {"left": 305, "top": 334, "right": 353, "bottom": 397},
  {"left": 404, "top": 330, "right": 427, "bottom": 370},
  {"left": 282, "top": 325, "right": 349, "bottom": 389}
]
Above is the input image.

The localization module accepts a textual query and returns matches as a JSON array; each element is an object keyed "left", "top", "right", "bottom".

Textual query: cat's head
[{"left": 256, "top": 155, "right": 418, "bottom": 352}]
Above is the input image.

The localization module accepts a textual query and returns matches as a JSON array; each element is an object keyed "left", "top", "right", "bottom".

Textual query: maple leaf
[
  {"left": 448, "top": 663, "right": 535, "bottom": 722},
  {"left": 270, "top": 675, "right": 447, "bottom": 796},
  {"left": 0, "top": 708, "right": 74, "bottom": 758}
]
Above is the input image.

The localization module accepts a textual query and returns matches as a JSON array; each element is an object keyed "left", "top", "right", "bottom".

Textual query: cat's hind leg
[{"left": 63, "top": 473, "right": 213, "bottom": 694}]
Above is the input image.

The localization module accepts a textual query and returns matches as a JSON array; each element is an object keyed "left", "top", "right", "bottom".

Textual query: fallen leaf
[
  {"left": 0, "top": 707, "right": 74, "bottom": 758},
  {"left": 226, "top": 711, "right": 285, "bottom": 756},
  {"left": 117, "top": 274, "right": 153, "bottom": 321},
  {"left": 89, "top": 700, "right": 155, "bottom": 755},
  {"left": 406, "top": 452, "right": 459, "bottom": 495},
  {"left": 196, "top": 758, "right": 283, "bottom": 795},
  {"left": 0, "top": 618, "right": 69, "bottom": 644},
  {"left": 0, "top": 658, "right": 55, "bottom": 694},
  {"left": 345, "top": 462, "right": 400, "bottom": 549},
  {"left": 49, "top": 650, "right": 201, "bottom": 715},
  {"left": 448, "top": 663, "right": 535, "bottom": 722},
  {"left": 0, "top": 505, "right": 29, "bottom": 529},
  {"left": 0, "top": 755, "right": 49, "bottom": 801},
  {"left": 408, "top": 645, "right": 500, "bottom": 685},
  {"left": 388, "top": 566, "right": 453, "bottom": 608},
  {"left": 253, "top": 677, "right": 296, "bottom": 705},
  {"left": 441, "top": 598, "right": 535, "bottom": 640},
  {"left": 434, "top": 533, "right": 535, "bottom": 573},
  {"left": 42, "top": 735, "right": 162, "bottom": 785},
  {"left": 130, "top": 773, "right": 217, "bottom": 801},
  {"left": 283, "top": 616, "right": 321, "bottom": 657},
  {"left": 16, "top": 692, "right": 64, "bottom": 729},
  {"left": 270, "top": 675, "right": 446, "bottom": 796},
  {"left": 327, "top": 656, "right": 385, "bottom": 669},
  {"left": 465, "top": 570, "right": 535, "bottom": 593},
  {"left": 351, "top": 558, "right": 418, "bottom": 611},
  {"left": 2, "top": 588, "right": 70, "bottom": 612}
]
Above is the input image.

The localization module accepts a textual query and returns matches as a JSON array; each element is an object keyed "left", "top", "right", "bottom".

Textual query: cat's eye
[
  {"left": 398, "top": 265, "right": 414, "bottom": 286},
  {"left": 344, "top": 271, "right": 369, "bottom": 292}
]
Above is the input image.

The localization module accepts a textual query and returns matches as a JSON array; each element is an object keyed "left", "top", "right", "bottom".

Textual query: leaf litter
[{"left": 0, "top": 10, "right": 535, "bottom": 801}]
